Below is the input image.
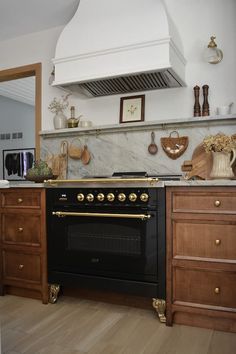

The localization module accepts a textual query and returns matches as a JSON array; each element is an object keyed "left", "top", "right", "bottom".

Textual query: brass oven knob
[
  {"left": 17, "top": 198, "right": 23, "bottom": 204},
  {"left": 140, "top": 193, "right": 149, "bottom": 202},
  {"left": 18, "top": 227, "right": 23, "bottom": 232},
  {"left": 18, "top": 264, "right": 24, "bottom": 270},
  {"left": 77, "top": 193, "right": 84, "bottom": 202},
  {"left": 107, "top": 193, "right": 115, "bottom": 202},
  {"left": 214, "top": 287, "right": 220, "bottom": 294},
  {"left": 215, "top": 239, "right": 221, "bottom": 246},
  {"left": 97, "top": 193, "right": 105, "bottom": 202},
  {"left": 129, "top": 193, "right": 137, "bottom": 202},
  {"left": 214, "top": 200, "right": 221, "bottom": 207},
  {"left": 86, "top": 193, "right": 94, "bottom": 202},
  {"left": 118, "top": 193, "right": 126, "bottom": 202}
]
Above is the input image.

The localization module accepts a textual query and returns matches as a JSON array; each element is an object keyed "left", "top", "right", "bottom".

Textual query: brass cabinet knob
[
  {"left": 17, "top": 198, "right": 23, "bottom": 204},
  {"left": 18, "top": 264, "right": 24, "bottom": 270},
  {"left": 214, "top": 287, "right": 220, "bottom": 294},
  {"left": 18, "top": 227, "right": 23, "bottom": 232},
  {"left": 97, "top": 193, "right": 105, "bottom": 202},
  {"left": 215, "top": 239, "right": 221, "bottom": 246},
  {"left": 86, "top": 193, "right": 94, "bottom": 202},
  {"left": 77, "top": 193, "right": 84, "bottom": 202},
  {"left": 118, "top": 193, "right": 126, "bottom": 202},
  {"left": 129, "top": 193, "right": 137, "bottom": 202},
  {"left": 140, "top": 193, "right": 149, "bottom": 202},
  {"left": 214, "top": 200, "right": 221, "bottom": 207},
  {"left": 107, "top": 193, "right": 115, "bottom": 202}
]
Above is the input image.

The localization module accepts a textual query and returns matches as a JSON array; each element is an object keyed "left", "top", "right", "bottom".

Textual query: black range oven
[{"left": 46, "top": 174, "right": 167, "bottom": 301}]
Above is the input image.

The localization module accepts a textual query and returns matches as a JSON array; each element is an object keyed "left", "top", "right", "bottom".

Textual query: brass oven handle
[{"left": 52, "top": 211, "right": 151, "bottom": 221}]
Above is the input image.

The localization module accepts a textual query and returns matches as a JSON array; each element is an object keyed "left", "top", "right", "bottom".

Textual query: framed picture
[
  {"left": 119, "top": 94, "right": 145, "bottom": 123},
  {"left": 3, "top": 148, "right": 35, "bottom": 181}
]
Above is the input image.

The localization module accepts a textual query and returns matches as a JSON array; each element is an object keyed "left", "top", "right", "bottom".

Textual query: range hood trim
[{"left": 52, "top": 38, "right": 186, "bottom": 86}]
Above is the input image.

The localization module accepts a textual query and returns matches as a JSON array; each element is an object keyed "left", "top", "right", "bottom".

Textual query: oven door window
[{"left": 48, "top": 210, "right": 157, "bottom": 281}]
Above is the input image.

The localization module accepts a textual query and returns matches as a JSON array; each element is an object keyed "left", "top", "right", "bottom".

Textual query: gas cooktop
[{"left": 83, "top": 172, "right": 182, "bottom": 180}]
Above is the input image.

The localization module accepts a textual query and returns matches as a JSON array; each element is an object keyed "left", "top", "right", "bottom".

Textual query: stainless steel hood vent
[
  {"left": 53, "top": 0, "right": 186, "bottom": 97},
  {"left": 65, "top": 69, "right": 182, "bottom": 97}
]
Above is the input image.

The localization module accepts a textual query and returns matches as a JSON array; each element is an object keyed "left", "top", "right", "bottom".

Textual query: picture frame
[
  {"left": 119, "top": 94, "right": 145, "bottom": 123},
  {"left": 3, "top": 148, "right": 35, "bottom": 181}
]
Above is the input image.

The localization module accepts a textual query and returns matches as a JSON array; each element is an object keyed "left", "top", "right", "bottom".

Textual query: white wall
[{"left": 0, "top": 0, "right": 235, "bottom": 131}]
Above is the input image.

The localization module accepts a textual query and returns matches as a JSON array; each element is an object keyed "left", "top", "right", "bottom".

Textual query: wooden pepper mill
[
  {"left": 193, "top": 85, "right": 201, "bottom": 116},
  {"left": 202, "top": 84, "right": 210, "bottom": 116}
]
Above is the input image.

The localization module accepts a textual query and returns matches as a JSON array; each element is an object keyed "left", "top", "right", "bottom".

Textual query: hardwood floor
[{"left": 1, "top": 295, "right": 236, "bottom": 354}]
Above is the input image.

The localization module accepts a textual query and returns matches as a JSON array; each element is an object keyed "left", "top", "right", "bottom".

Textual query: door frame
[{"left": 0, "top": 63, "right": 42, "bottom": 160}]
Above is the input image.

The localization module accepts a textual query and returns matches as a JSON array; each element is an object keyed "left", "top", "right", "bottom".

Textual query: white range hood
[{"left": 52, "top": 0, "right": 186, "bottom": 97}]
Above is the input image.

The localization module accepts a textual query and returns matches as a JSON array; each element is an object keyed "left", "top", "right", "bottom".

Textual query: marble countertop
[
  {"left": 164, "top": 179, "right": 236, "bottom": 186},
  {"left": 0, "top": 179, "right": 236, "bottom": 188}
]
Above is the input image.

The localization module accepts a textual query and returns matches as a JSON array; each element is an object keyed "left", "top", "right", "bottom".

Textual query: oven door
[{"left": 47, "top": 207, "right": 157, "bottom": 282}]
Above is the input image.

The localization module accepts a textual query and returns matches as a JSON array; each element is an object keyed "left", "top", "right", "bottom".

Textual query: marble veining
[{"left": 41, "top": 121, "right": 236, "bottom": 179}]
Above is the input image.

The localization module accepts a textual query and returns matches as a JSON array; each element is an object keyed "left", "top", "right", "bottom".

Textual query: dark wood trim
[{"left": 0, "top": 63, "right": 42, "bottom": 160}]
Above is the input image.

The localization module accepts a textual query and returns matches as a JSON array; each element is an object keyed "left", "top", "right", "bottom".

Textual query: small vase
[
  {"left": 210, "top": 151, "right": 236, "bottom": 179},
  {"left": 53, "top": 111, "right": 67, "bottom": 129}
]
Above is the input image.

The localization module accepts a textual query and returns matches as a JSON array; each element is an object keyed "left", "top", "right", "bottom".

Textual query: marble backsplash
[{"left": 40, "top": 121, "right": 236, "bottom": 178}]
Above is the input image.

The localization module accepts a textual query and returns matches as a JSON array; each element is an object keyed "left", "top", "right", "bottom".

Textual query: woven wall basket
[
  {"left": 68, "top": 138, "right": 83, "bottom": 159},
  {"left": 161, "top": 130, "right": 189, "bottom": 160}
]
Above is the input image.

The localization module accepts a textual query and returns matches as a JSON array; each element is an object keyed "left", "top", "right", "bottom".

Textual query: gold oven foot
[
  {"left": 152, "top": 298, "right": 166, "bottom": 323},
  {"left": 48, "top": 284, "right": 60, "bottom": 304}
]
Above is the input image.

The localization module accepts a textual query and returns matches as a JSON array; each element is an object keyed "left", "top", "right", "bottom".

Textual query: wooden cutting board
[{"left": 186, "top": 143, "right": 213, "bottom": 180}]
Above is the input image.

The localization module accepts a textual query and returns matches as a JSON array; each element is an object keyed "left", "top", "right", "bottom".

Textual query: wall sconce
[
  {"left": 203, "top": 36, "right": 223, "bottom": 64},
  {"left": 48, "top": 66, "right": 55, "bottom": 85}
]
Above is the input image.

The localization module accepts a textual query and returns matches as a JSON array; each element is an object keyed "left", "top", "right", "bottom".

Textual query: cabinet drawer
[
  {"left": 2, "top": 190, "right": 41, "bottom": 208},
  {"left": 174, "top": 220, "right": 236, "bottom": 260},
  {"left": 3, "top": 251, "right": 41, "bottom": 282},
  {"left": 173, "top": 192, "right": 236, "bottom": 214},
  {"left": 2, "top": 213, "right": 41, "bottom": 246},
  {"left": 174, "top": 267, "right": 236, "bottom": 308}
]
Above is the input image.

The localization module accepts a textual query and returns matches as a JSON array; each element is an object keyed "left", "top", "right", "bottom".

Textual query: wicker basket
[
  {"left": 68, "top": 138, "right": 82, "bottom": 159},
  {"left": 161, "top": 130, "right": 189, "bottom": 160}
]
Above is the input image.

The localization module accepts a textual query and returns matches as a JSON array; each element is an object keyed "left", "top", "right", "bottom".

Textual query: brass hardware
[
  {"left": 52, "top": 211, "right": 65, "bottom": 218},
  {"left": 152, "top": 298, "right": 166, "bottom": 323},
  {"left": 18, "top": 227, "right": 23, "bottom": 232},
  {"left": 52, "top": 211, "right": 151, "bottom": 220},
  {"left": 118, "top": 193, "right": 126, "bottom": 202},
  {"left": 214, "top": 200, "right": 221, "bottom": 207},
  {"left": 48, "top": 284, "right": 60, "bottom": 304},
  {"left": 107, "top": 193, "right": 115, "bottom": 202},
  {"left": 129, "top": 193, "right": 137, "bottom": 202},
  {"left": 18, "top": 264, "right": 24, "bottom": 270},
  {"left": 215, "top": 239, "right": 221, "bottom": 246},
  {"left": 17, "top": 198, "right": 23, "bottom": 204},
  {"left": 97, "top": 193, "right": 105, "bottom": 202},
  {"left": 140, "top": 193, "right": 149, "bottom": 202},
  {"left": 77, "top": 193, "right": 84, "bottom": 202},
  {"left": 45, "top": 177, "right": 159, "bottom": 185},
  {"left": 86, "top": 193, "right": 94, "bottom": 202},
  {"left": 214, "top": 287, "right": 220, "bottom": 294}
]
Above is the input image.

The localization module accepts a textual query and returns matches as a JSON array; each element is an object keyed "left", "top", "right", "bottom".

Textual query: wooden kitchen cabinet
[
  {"left": 166, "top": 186, "right": 236, "bottom": 332},
  {"left": 0, "top": 188, "right": 48, "bottom": 303}
]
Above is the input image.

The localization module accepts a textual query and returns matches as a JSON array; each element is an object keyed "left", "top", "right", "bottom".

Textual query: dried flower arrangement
[
  {"left": 48, "top": 94, "right": 70, "bottom": 114},
  {"left": 203, "top": 133, "right": 236, "bottom": 153}
]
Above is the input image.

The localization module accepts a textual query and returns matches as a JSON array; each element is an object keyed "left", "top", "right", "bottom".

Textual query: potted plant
[
  {"left": 26, "top": 160, "right": 54, "bottom": 183},
  {"left": 48, "top": 94, "right": 70, "bottom": 129},
  {"left": 203, "top": 133, "right": 236, "bottom": 179}
]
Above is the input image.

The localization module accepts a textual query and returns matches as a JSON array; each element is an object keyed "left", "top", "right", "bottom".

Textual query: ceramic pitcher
[{"left": 210, "top": 149, "right": 236, "bottom": 179}]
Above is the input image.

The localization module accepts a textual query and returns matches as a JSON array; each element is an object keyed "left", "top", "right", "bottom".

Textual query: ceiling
[
  {"left": 0, "top": 0, "right": 80, "bottom": 42},
  {"left": 0, "top": 77, "right": 35, "bottom": 106}
]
